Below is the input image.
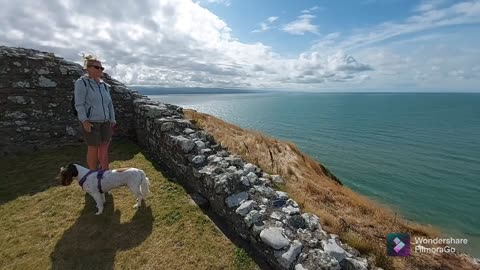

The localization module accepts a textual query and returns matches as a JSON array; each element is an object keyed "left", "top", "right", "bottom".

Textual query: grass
[
  {"left": 0, "top": 139, "right": 260, "bottom": 270},
  {"left": 184, "top": 108, "right": 479, "bottom": 270}
]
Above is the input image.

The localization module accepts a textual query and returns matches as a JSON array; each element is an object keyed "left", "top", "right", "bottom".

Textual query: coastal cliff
[
  {"left": 183, "top": 109, "right": 480, "bottom": 270},
  {"left": 1, "top": 46, "right": 478, "bottom": 270}
]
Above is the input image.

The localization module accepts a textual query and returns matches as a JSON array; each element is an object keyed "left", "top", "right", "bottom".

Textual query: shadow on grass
[
  {"left": 108, "top": 138, "right": 142, "bottom": 163},
  {"left": 50, "top": 193, "right": 153, "bottom": 270},
  {"left": 0, "top": 138, "right": 140, "bottom": 205}
]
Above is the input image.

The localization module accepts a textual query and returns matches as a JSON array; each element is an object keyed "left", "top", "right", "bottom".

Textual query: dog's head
[{"left": 56, "top": 163, "right": 79, "bottom": 186}]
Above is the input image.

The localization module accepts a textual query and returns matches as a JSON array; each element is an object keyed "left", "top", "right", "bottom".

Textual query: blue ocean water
[{"left": 146, "top": 91, "right": 480, "bottom": 256}]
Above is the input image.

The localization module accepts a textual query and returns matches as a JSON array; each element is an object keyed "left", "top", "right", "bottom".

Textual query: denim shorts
[{"left": 79, "top": 121, "right": 112, "bottom": 145}]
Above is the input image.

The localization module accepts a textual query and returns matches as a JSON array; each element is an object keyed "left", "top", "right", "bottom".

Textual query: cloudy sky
[{"left": 1, "top": 0, "right": 479, "bottom": 91}]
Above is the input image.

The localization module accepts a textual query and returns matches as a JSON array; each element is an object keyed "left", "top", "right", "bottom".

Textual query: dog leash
[{"left": 79, "top": 169, "right": 106, "bottom": 193}]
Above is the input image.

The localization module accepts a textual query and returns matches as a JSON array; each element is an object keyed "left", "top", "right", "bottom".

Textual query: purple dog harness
[{"left": 79, "top": 169, "right": 106, "bottom": 193}]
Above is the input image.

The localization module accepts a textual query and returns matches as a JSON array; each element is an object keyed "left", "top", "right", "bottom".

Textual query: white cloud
[
  {"left": 301, "top": 5, "right": 321, "bottom": 13},
  {"left": 413, "top": 0, "right": 448, "bottom": 12},
  {"left": 284, "top": 51, "right": 372, "bottom": 84},
  {"left": 267, "top": 16, "right": 278, "bottom": 23},
  {"left": 305, "top": 0, "right": 480, "bottom": 91},
  {"left": 7, "top": 30, "right": 24, "bottom": 40},
  {"left": 252, "top": 22, "right": 269, "bottom": 33},
  {"left": 0, "top": 0, "right": 370, "bottom": 89},
  {"left": 201, "top": 0, "right": 231, "bottom": 6},
  {"left": 282, "top": 14, "right": 319, "bottom": 35},
  {"left": 3, "top": 0, "right": 477, "bottom": 91},
  {"left": 352, "top": 30, "right": 480, "bottom": 90},
  {"left": 252, "top": 16, "right": 278, "bottom": 33},
  {"left": 316, "top": 0, "right": 480, "bottom": 51}
]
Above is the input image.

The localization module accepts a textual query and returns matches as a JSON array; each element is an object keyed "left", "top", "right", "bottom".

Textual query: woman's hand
[
  {"left": 82, "top": 120, "right": 93, "bottom": 133},
  {"left": 110, "top": 121, "right": 116, "bottom": 128}
]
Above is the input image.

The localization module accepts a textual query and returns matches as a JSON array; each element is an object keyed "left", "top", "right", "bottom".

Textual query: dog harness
[{"left": 79, "top": 169, "right": 106, "bottom": 193}]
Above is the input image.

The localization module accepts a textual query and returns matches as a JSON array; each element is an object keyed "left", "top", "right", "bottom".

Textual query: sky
[{"left": 0, "top": 0, "right": 479, "bottom": 92}]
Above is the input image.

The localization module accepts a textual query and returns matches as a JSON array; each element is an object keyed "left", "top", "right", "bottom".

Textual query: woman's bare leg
[
  {"left": 87, "top": 145, "right": 98, "bottom": 170},
  {"left": 98, "top": 141, "right": 110, "bottom": 170}
]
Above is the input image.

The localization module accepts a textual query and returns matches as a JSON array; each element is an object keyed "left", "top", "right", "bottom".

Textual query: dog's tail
[{"left": 139, "top": 170, "right": 151, "bottom": 197}]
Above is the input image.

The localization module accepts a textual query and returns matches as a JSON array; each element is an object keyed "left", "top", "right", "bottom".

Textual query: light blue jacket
[{"left": 74, "top": 75, "right": 116, "bottom": 124}]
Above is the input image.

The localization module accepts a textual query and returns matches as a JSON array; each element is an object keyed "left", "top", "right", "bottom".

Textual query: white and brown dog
[{"left": 57, "top": 163, "right": 150, "bottom": 215}]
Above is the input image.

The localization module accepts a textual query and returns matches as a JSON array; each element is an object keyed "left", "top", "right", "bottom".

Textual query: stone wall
[
  {"left": 132, "top": 98, "right": 374, "bottom": 270},
  {"left": 0, "top": 46, "right": 375, "bottom": 269},
  {"left": 0, "top": 46, "right": 138, "bottom": 155}
]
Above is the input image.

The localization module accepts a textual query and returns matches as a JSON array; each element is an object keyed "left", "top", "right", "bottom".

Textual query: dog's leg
[
  {"left": 131, "top": 184, "right": 143, "bottom": 209},
  {"left": 102, "top": 193, "right": 106, "bottom": 205},
  {"left": 133, "top": 194, "right": 143, "bottom": 208},
  {"left": 128, "top": 177, "right": 144, "bottom": 209},
  {"left": 90, "top": 192, "right": 104, "bottom": 215}
]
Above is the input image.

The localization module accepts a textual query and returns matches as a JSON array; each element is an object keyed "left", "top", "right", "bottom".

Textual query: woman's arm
[
  {"left": 108, "top": 100, "right": 116, "bottom": 124},
  {"left": 74, "top": 79, "right": 88, "bottom": 122},
  {"left": 106, "top": 85, "right": 116, "bottom": 124}
]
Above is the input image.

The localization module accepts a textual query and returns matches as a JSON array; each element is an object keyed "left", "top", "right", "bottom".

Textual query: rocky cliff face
[
  {"left": 0, "top": 46, "right": 138, "bottom": 155},
  {"left": 0, "top": 46, "right": 377, "bottom": 270}
]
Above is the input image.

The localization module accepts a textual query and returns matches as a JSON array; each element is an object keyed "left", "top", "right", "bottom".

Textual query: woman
[{"left": 74, "top": 55, "right": 116, "bottom": 170}]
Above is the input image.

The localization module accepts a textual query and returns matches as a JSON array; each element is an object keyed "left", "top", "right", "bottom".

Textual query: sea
[{"left": 137, "top": 88, "right": 480, "bottom": 257}]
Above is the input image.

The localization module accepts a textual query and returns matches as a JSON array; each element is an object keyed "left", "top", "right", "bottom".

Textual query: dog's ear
[
  {"left": 56, "top": 166, "right": 65, "bottom": 182},
  {"left": 58, "top": 164, "right": 74, "bottom": 186},
  {"left": 67, "top": 163, "right": 78, "bottom": 177}
]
